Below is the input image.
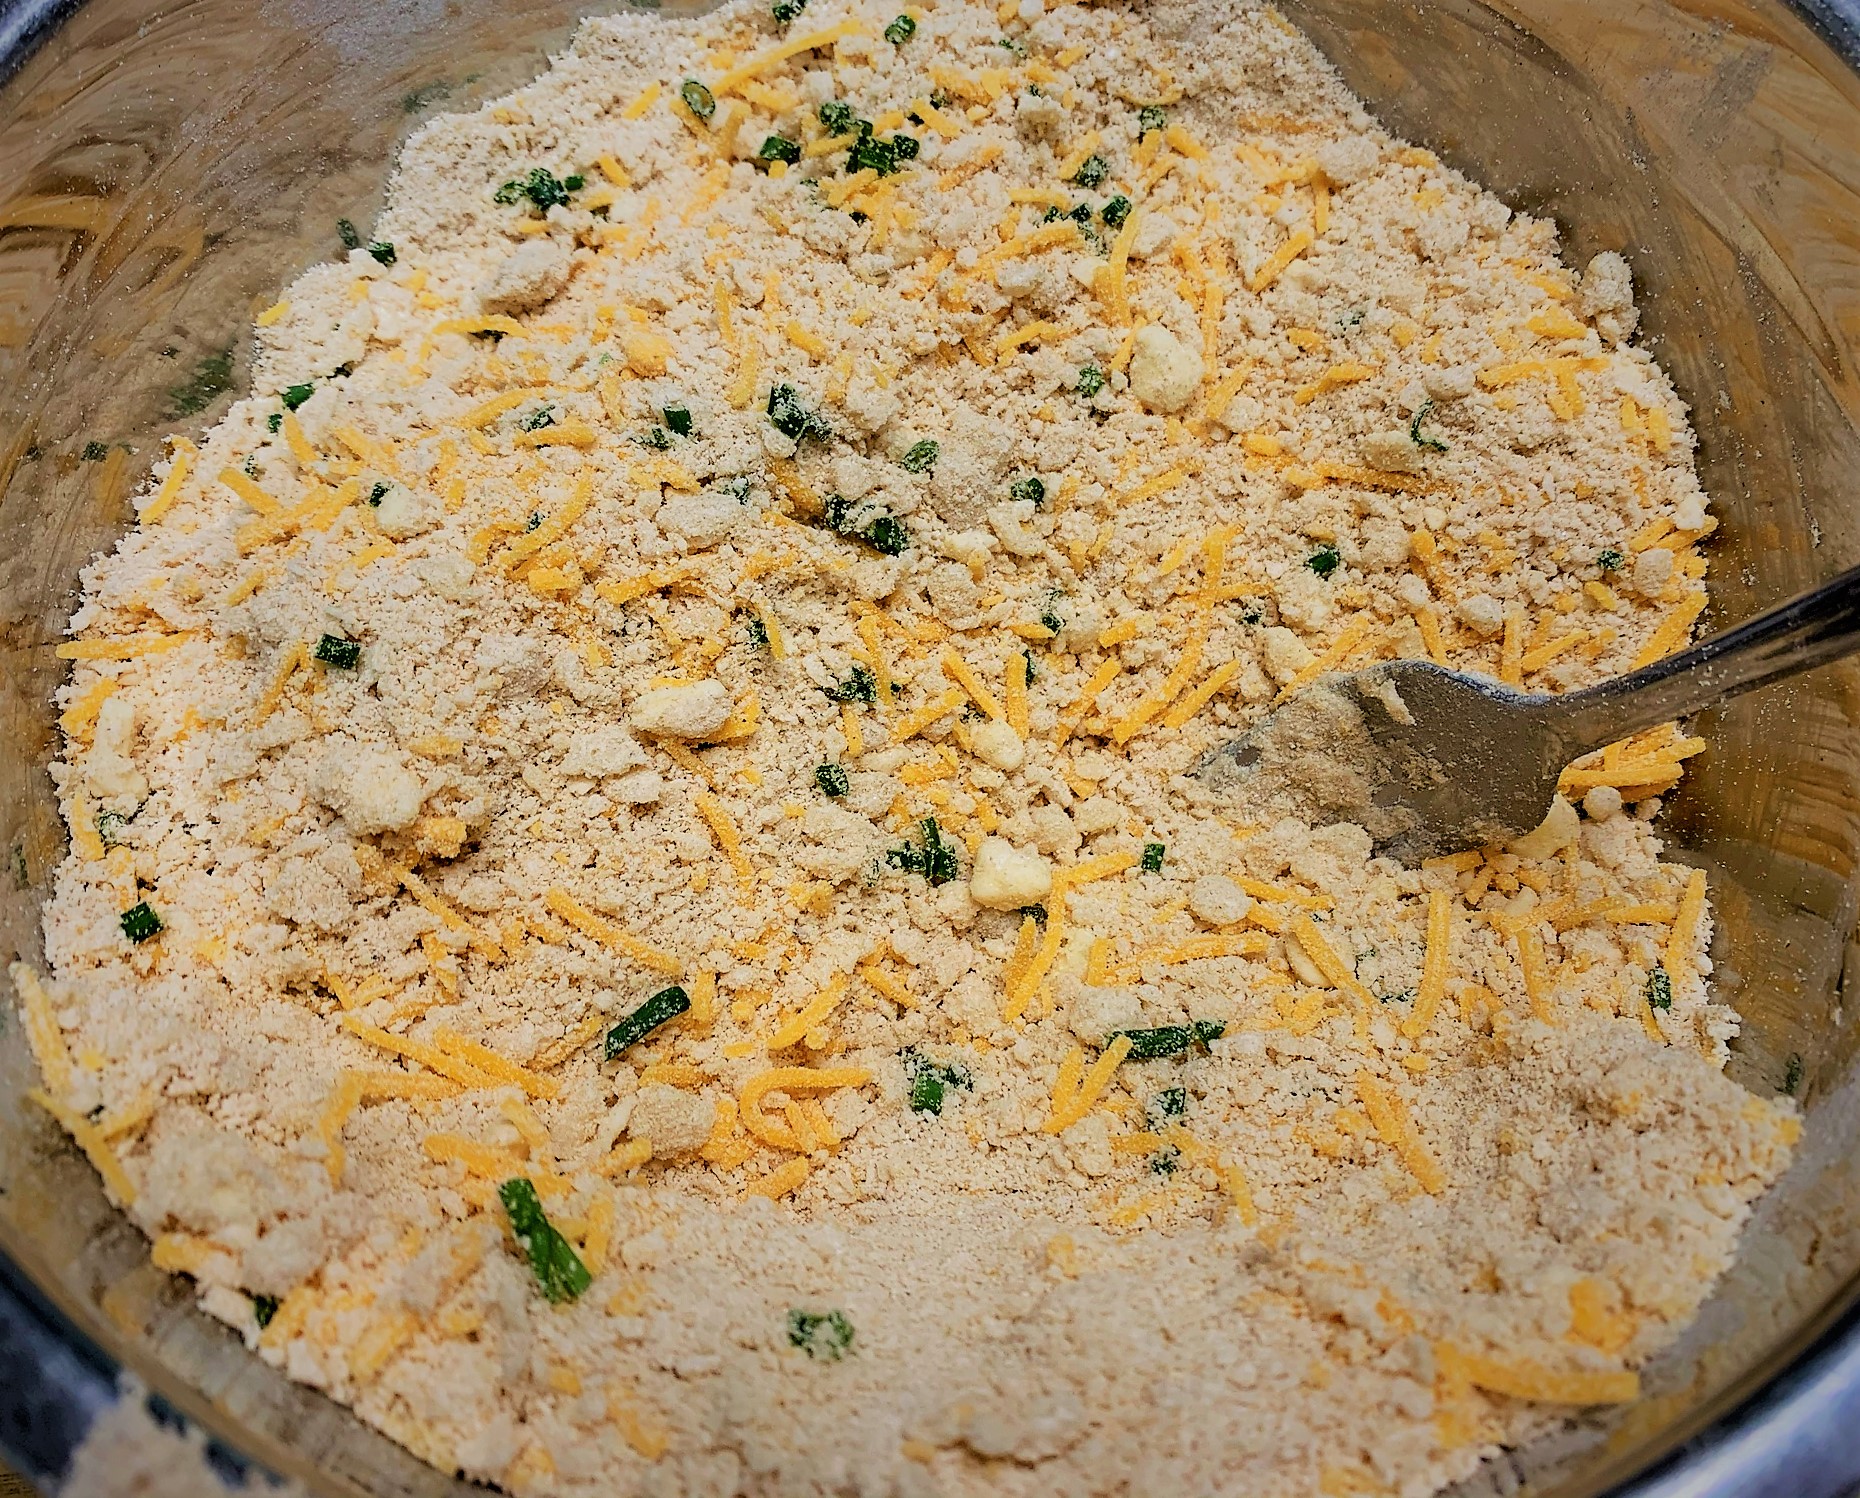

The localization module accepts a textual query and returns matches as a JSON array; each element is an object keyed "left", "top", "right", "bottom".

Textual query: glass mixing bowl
[{"left": 6, "top": 0, "right": 1860, "bottom": 1492}]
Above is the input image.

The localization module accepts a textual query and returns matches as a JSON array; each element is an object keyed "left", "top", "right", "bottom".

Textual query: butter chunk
[
  {"left": 968, "top": 836, "right": 1053, "bottom": 909},
  {"left": 630, "top": 680, "right": 732, "bottom": 739}
]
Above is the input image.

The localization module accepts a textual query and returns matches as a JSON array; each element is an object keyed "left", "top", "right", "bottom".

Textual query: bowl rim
[{"left": 5, "top": 0, "right": 1860, "bottom": 1491}]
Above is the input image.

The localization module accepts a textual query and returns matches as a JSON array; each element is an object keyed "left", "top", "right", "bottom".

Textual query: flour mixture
[{"left": 14, "top": 0, "right": 1799, "bottom": 1492}]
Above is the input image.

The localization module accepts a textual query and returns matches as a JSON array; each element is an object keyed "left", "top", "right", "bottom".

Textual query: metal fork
[{"left": 1196, "top": 563, "right": 1860, "bottom": 865}]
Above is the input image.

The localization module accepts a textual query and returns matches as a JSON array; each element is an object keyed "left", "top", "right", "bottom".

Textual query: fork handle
[{"left": 1557, "top": 561, "right": 1860, "bottom": 753}]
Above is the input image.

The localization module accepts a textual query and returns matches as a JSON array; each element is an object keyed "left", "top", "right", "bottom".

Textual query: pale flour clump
[{"left": 18, "top": 0, "right": 1796, "bottom": 1495}]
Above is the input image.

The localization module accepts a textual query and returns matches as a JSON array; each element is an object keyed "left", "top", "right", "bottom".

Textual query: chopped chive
[
  {"left": 1018, "top": 903, "right": 1048, "bottom": 926},
  {"left": 663, "top": 402, "right": 694, "bottom": 436},
  {"left": 884, "top": 13, "right": 916, "bottom": 42},
  {"left": 1137, "top": 104, "right": 1168, "bottom": 137},
  {"left": 766, "top": 382, "right": 829, "bottom": 440},
  {"left": 1076, "top": 365, "right": 1106, "bottom": 398},
  {"left": 1140, "top": 842, "right": 1166, "bottom": 872},
  {"left": 499, "top": 1177, "right": 591, "bottom": 1303},
  {"left": 1409, "top": 397, "right": 1447, "bottom": 453},
  {"left": 96, "top": 810, "right": 129, "bottom": 848},
  {"left": 818, "top": 100, "right": 862, "bottom": 136},
  {"left": 1009, "top": 475, "right": 1046, "bottom": 508},
  {"left": 899, "top": 439, "right": 939, "bottom": 473},
  {"left": 1783, "top": 1053, "right": 1803, "bottom": 1096},
  {"left": 1106, "top": 1021, "right": 1225, "bottom": 1060},
  {"left": 1644, "top": 964, "right": 1673, "bottom": 1012},
  {"left": 81, "top": 440, "right": 109, "bottom": 462},
  {"left": 367, "top": 481, "right": 390, "bottom": 506},
  {"left": 903, "top": 1049, "right": 971, "bottom": 1115},
  {"left": 741, "top": 609, "right": 771, "bottom": 650},
  {"left": 281, "top": 383, "right": 315, "bottom": 411},
  {"left": 266, "top": 413, "right": 283, "bottom": 433},
  {"left": 848, "top": 133, "right": 899, "bottom": 176},
  {"left": 1305, "top": 543, "right": 1341, "bottom": 578},
  {"left": 494, "top": 167, "right": 578, "bottom": 211},
  {"left": 862, "top": 515, "right": 910, "bottom": 555},
  {"left": 1021, "top": 650, "right": 1036, "bottom": 686},
  {"left": 367, "top": 240, "right": 397, "bottom": 266},
  {"left": 787, "top": 1308, "right": 854, "bottom": 1360},
  {"left": 815, "top": 762, "right": 850, "bottom": 797},
  {"left": 336, "top": 218, "right": 363, "bottom": 250},
  {"left": 119, "top": 902, "right": 163, "bottom": 944},
  {"left": 1100, "top": 194, "right": 1133, "bottom": 229},
  {"left": 886, "top": 818, "right": 958, "bottom": 885},
  {"left": 824, "top": 664, "right": 877, "bottom": 705},
  {"left": 1150, "top": 1085, "right": 1188, "bottom": 1121},
  {"left": 250, "top": 1293, "right": 281, "bottom": 1328},
  {"left": 909, "top": 1067, "right": 945, "bottom": 1114},
  {"left": 681, "top": 79, "right": 717, "bottom": 119},
  {"left": 604, "top": 985, "right": 692, "bottom": 1060},
  {"left": 1150, "top": 1147, "right": 1180, "bottom": 1175},
  {"left": 314, "top": 634, "right": 362, "bottom": 669},
  {"left": 1071, "top": 153, "right": 1111, "bottom": 189},
  {"left": 771, "top": 0, "right": 807, "bottom": 21},
  {"left": 1597, "top": 548, "right": 1625, "bottom": 571},
  {"left": 758, "top": 134, "right": 802, "bottom": 165},
  {"left": 519, "top": 404, "right": 556, "bottom": 431}
]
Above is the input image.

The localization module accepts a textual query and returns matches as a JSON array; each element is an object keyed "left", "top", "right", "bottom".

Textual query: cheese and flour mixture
[{"left": 14, "top": 0, "right": 1802, "bottom": 1493}]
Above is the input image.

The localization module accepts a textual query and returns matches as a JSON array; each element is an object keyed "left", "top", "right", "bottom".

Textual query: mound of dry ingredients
[{"left": 13, "top": 0, "right": 1803, "bottom": 1492}]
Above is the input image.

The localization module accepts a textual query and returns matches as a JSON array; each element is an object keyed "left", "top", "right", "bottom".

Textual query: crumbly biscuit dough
[{"left": 18, "top": 1, "right": 1798, "bottom": 1493}]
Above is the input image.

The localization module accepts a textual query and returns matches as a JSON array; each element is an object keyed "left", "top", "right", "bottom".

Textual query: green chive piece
[
  {"left": 314, "top": 634, "right": 361, "bottom": 670},
  {"left": 681, "top": 79, "right": 717, "bottom": 120},
  {"left": 824, "top": 664, "right": 878, "bottom": 705},
  {"left": 903, "top": 1049, "right": 971, "bottom": 1114},
  {"left": 1106, "top": 1021, "right": 1226, "bottom": 1060},
  {"left": 899, "top": 439, "right": 939, "bottom": 473},
  {"left": 281, "top": 383, "right": 315, "bottom": 411},
  {"left": 815, "top": 763, "right": 850, "bottom": 798},
  {"left": 1306, "top": 543, "right": 1341, "bottom": 578},
  {"left": 1644, "top": 964, "right": 1673, "bottom": 1011},
  {"left": 1141, "top": 842, "right": 1166, "bottom": 872},
  {"left": 787, "top": 1308, "right": 854, "bottom": 1360},
  {"left": 884, "top": 13, "right": 916, "bottom": 42},
  {"left": 499, "top": 1177, "right": 591, "bottom": 1303},
  {"left": 862, "top": 515, "right": 909, "bottom": 555},
  {"left": 886, "top": 818, "right": 958, "bottom": 885},
  {"left": 119, "top": 902, "right": 162, "bottom": 944},
  {"left": 818, "top": 100, "right": 861, "bottom": 136},
  {"left": 1409, "top": 397, "right": 1447, "bottom": 453},
  {"left": 604, "top": 985, "right": 692, "bottom": 1060}
]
